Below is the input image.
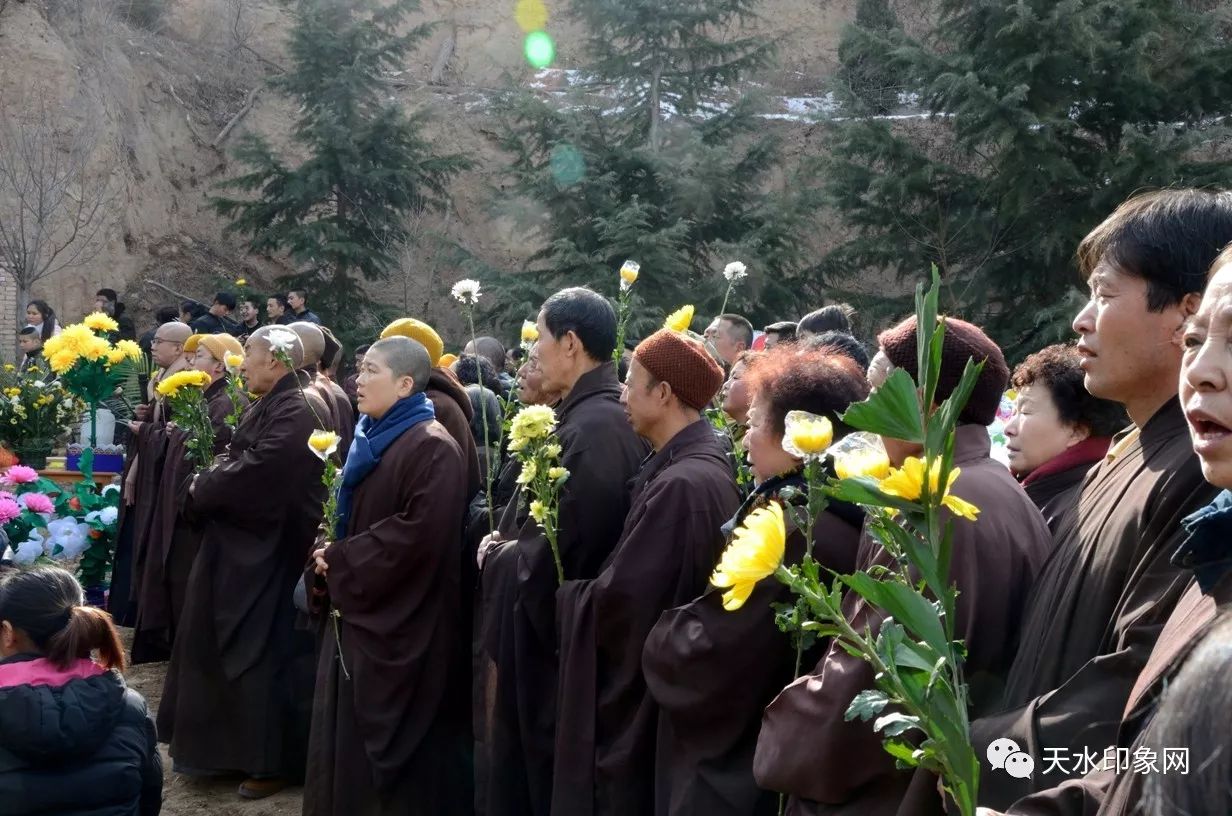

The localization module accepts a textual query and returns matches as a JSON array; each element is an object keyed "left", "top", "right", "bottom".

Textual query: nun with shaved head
[{"left": 304, "top": 335, "right": 473, "bottom": 815}]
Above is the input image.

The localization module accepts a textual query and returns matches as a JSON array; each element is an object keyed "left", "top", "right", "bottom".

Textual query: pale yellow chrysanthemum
[
  {"left": 879, "top": 457, "right": 980, "bottom": 521},
  {"left": 307, "top": 430, "right": 341, "bottom": 461},
  {"left": 521, "top": 321, "right": 539, "bottom": 344},
  {"left": 115, "top": 340, "right": 143, "bottom": 361},
  {"left": 548, "top": 466, "right": 568, "bottom": 482},
  {"left": 155, "top": 369, "right": 211, "bottom": 398},
  {"left": 509, "top": 404, "right": 558, "bottom": 446},
  {"left": 834, "top": 449, "right": 892, "bottom": 481},
  {"left": 518, "top": 459, "right": 538, "bottom": 485},
  {"left": 710, "top": 502, "right": 786, "bottom": 611},
  {"left": 781, "top": 411, "right": 834, "bottom": 462},
  {"left": 529, "top": 499, "right": 547, "bottom": 524}
]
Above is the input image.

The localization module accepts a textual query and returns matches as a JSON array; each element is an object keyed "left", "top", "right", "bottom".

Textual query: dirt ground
[{"left": 120, "top": 628, "right": 306, "bottom": 816}]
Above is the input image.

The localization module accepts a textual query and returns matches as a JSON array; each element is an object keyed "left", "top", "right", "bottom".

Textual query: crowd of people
[{"left": 4, "top": 188, "right": 1232, "bottom": 815}]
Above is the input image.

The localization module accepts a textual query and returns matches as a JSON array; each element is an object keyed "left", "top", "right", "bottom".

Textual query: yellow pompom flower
[
  {"left": 834, "top": 449, "right": 892, "bottom": 481},
  {"left": 155, "top": 369, "right": 211, "bottom": 398},
  {"left": 521, "top": 321, "right": 539, "bottom": 344},
  {"left": 781, "top": 411, "right": 834, "bottom": 462},
  {"left": 509, "top": 404, "right": 558, "bottom": 446},
  {"left": 529, "top": 499, "right": 547, "bottom": 524},
  {"left": 518, "top": 459, "right": 538, "bottom": 485},
  {"left": 116, "top": 339, "right": 143, "bottom": 361},
  {"left": 548, "top": 466, "right": 568, "bottom": 482},
  {"left": 307, "top": 430, "right": 341, "bottom": 461},
  {"left": 710, "top": 502, "right": 787, "bottom": 611},
  {"left": 543, "top": 443, "right": 562, "bottom": 460},
  {"left": 878, "top": 457, "right": 980, "bottom": 521},
  {"left": 664, "top": 305, "right": 695, "bottom": 333},
  {"left": 83, "top": 312, "right": 120, "bottom": 334}
]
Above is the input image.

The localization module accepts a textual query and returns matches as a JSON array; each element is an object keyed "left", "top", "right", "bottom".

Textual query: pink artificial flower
[
  {"left": 19, "top": 492, "right": 54, "bottom": 515},
  {"left": 2, "top": 465, "right": 39, "bottom": 486},
  {"left": 0, "top": 496, "right": 22, "bottom": 524}
]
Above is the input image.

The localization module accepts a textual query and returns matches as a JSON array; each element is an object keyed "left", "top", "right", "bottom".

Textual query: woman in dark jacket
[{"left": 0, "top": 566, "right": 162, "bottom": 815}]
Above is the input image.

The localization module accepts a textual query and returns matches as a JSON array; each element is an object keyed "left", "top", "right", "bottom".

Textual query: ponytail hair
[{"left": 0, "top": 567, "right": 125, "bottom": 671}]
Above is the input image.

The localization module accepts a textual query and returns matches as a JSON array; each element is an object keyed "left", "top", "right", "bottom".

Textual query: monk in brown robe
[
  {"left": 158, "top": 325, "right": 327, "bottom": 800},
  {"left": 110, "top": 320, "right": 192, "bottom": 627},
  {"left": 291, "top": 321, "right": 355, "bottom": 462},
  {"left": 641, "top": 344, "right": 871, "bottom": 816},
  {"left": 968, "top": 190, "right": 1232, "bottom": 810},
  {"left": 131, "top": 332, "right": 248, "bottom": 661},
  {"left": 984, "top": 231, "right": 1232, "bottom": 816},
  {"left": 553, "top": 330, "right": 738, "bottom": 815},
  {"left": 304, "top": 336, "right": 472, "bottom": 816},
  {"left": 753, "top": 316, "right": 1053, "bottom": 815},
  {"left": 480, "top": 287, "right": 649, "bottom": 816}
]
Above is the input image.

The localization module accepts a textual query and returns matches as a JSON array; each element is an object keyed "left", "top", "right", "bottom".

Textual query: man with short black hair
[
  {"left": 17, "top": 326, "right": 45, "bottom": 373},
  {"left": 704, "top": 314, "right": 754, "bottom": 367},
  {"left": 190, "top": 292, "right": 238, "bottom": 335},
  {"left": 267, "top": 294, "right": 293, "bottom": 325},
  {"left": 94, "top": 288, "right": 137, "bottom": 341},
  {"left": 797, "top": 303, "right": 856, "bottom": 337},
  {"left": 287, "top": 289, "right": 321, "bottom": 324},
  {"left": 970, "top": 188, "right": 1232, "bottom": 811},
  {"left": 479, "top": 286, "right": 649, "bottom": 816},
  {"left": 235, "top": 296, "right": 262, "bottom": 341},
  {"left": 762, "top": 320, "right": 797, "bottom": 348}
]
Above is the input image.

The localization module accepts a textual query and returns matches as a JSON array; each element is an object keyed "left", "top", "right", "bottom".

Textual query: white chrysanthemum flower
[
  {"left": 451, "top": 279, "right": 483, "bottom": 306},
  {"left": 266, "top": 328, "right": 298, "bottom": 354},
  {"left": 723, "top": 261, "right": 748, "bottom": 282}
]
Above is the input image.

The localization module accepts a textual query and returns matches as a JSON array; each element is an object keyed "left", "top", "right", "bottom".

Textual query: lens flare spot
[
  {"left": 549, "top": 143, "right": 585, "bottom": 187},
  {"left": 515, "top": 0, "right": 548, "bottom": 32},
  {"left": 524, "top": 30, "right": 555, "bottom": 69}
]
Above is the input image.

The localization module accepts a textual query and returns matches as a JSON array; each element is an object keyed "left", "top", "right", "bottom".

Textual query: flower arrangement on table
[
  {"left": 2, "top": 461, "right": 122, "bottom": 589},
  {"left": 42, "top": 313, "right": 144, "bottom": 447},
  {"left": 0, "top": 366, "right": 82, "bottom": 468},
  {"left": 710, "top": 270, "right": 986, "bottom": 815}
]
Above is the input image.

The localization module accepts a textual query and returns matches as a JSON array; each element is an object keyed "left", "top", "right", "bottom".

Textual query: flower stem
[{"left": 469, "top": 312, "right": 497, "bottom": 534}]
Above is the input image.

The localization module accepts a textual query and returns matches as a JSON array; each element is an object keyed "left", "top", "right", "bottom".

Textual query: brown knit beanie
[
  {"left": 634, "top": 329, "right": 725, "bottom": 410},
  {"left": 877, "top": 315, "right": 1010, "bottom": 426}
]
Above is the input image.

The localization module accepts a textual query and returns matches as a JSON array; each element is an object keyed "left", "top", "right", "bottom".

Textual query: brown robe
[
  {"left": 157, "top": 371, "right": 327, "bottom": 778},
  {"left": 429, "top": 367, "right": 482, "bottom": 503},
  {"left": 753, "top": 425, "right": 1053, "bottom": 815},
  {"left": 304, "top": 417, "right": 472, "bottom": 816},
  {"left": 481, "top": 364, "right": 649, "bottom": 816},
  {"left": 641, "top": 472, "right": 865, "bottom": 816},
  {"left": 1020, "top": 437, "right": 1110, "bottom": 533},
  {"left": 970, "top": 398, "right": 1218, "bottom": 808},
  {"left": 552, "top": 420, "right": 741, "bottom": 816},
  {"left": 131, "top": 378, "right": 246, "bottom": 662},
  {"left": 311, "top": 372, "right": 355, "bottom": 465}
]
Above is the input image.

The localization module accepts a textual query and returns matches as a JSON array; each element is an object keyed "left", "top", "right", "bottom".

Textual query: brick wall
[{"left": 0, "top": 264, "right": 17, "bottom": 364}]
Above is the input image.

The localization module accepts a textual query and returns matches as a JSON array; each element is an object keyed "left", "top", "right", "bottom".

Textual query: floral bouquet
[
  {"left": 307, "top": 430, "right": 343, "bottom": 537},
  {"left": 613, "top": 260, "right": 639, "bottom": 371},
  {"left": 508, "top": 404, "right": 570, "bottom": 585},
  {"left": 710, "top": 269, "right": 986, "bottom": 815},
  {"left": 43, "top": 314, "right": 144, "bottom": 446},
  {"left": 0, "top": 367, "right": 81, "bottom": 466},
  {"left": 222, "top": 350, "right": 248, "bottom": 430},
  {"left": 155, "top": 370, "right": 216, "bottom": 470}
]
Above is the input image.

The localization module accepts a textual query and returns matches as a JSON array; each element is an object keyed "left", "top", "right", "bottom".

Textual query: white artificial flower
[
  {"left": 99, "top": 506, "right": 118, "bottom": 526},
  {"left": 451, "top": 279, "right": 482, "bottom": 306},
  {"left": 13, "top": 538, "right": 43, "bottom": 566},
  {"left": 723, "top": 261, "right": 748, "bottom": 282},
  {"left": 265, "top": 328, "right": 299, "bottom": 355},
  {"left": 101, "top": 484, "right": 120, "bottom": 497},
  {"left": 32, "top": 381, "right": 45, "bottom": 389},
  {"left": 47, "top": 518, "right": 90, "bottom": 559}
]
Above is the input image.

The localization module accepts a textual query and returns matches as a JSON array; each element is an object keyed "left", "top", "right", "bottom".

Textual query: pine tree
[
  {"left": 821, "top": 0, "right": 1232, "bottom": 358},
  {"left": 835, "top": 0, "right": 903, "bottom": 115},
  {"left": 212, "top": 0, "right": 471, "bottom": 342},
  {"left": 484, "top": 0, "right": 820, "bottom": 337}
]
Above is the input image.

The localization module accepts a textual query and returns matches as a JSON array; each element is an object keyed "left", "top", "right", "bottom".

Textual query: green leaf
[
  {"left": 845, "top": 688, "right": 892, "bottom": 722},
  {"left": 825, "top": 476, "right": 919, "bottom": 514},
  {"left": 925, "top": 358, "right": 984, "bottom": 453},
  {"left": 841, "top": 367, "right": 923, "bottom": 442},
  {"left": 882, "top": 738, "right": 924, "bottom": 769},
  {"left": 873, "top": 712, "right": 922, "bottom": 738},
  {"left": 841, "top": 572, "right": 949, "bottom": 656}
]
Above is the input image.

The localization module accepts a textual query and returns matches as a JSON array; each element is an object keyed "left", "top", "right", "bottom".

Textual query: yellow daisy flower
[{"left": 710, "top": 502, "right": 786, "bottom": 611}]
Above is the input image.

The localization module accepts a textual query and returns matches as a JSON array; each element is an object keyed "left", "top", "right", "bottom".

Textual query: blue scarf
[
  {"left": 334, "top": 392, "right": 435, "bottom": 539},
  {"left": 1175, "top": 489, "right": 1232, "bottom": 594}
]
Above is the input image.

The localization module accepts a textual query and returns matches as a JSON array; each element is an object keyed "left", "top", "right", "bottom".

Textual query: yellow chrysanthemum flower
[
  {"left": 518, "top": 459, "right": 538, "bottom": 485},
  {"left": 620, "top": 260, "right": 640, "bottom": 286},
  {"left": 781, "top": 411, "right": 834, "bottom": 461},
  {"left": 106, "top": 348, "right": 127, "bottom": 366},
  {"left": 55, "top": 324, "right": 96, "bottom": 356},
  {"left": 521, "top": 321, "right": 539, "bottom": 344},
  {"left": 83, "top": 312, "right": 120, "bottom": 334},
  {"left": 235, "top": 278, "right": 248, "bottom": 286},
  {"left": 116, "top": 339, "right": 143, "bottom": 361},
  {"left": 2, "top": 364, "right": 13, "bottom": 372},
  {"left": 48, "top": 350, "right": 78, "bottom": 375},
  {"left": 878, "top": 457, "right": 980, "bottom": 521},
  {"left": 543, "top": 443, "right": 562, "bottom": 459},
  {"left": 529, "top": 499, "right": 547, "bottom": 524},
  {"left": 80, "top": 336, "right": 112, "bottom": 362},
  {"left": 155, "top": 369, "right": 211, "bottom": 398},
  {"left": 711, "top": 502, "right": 786, "bottom": 611},
  {"left": 834, "top": 449, "right": 892, "bottom": 481},
  {"left": 664, "top": 305, "right": 695, "bottom": 333},
  {"left": 548, "top": 466, "right": 568, "bottom": 481},
  {"left": 509, "top": 404, "right": 558, "bottom": 445},
  {"left": 307, "top": 430, "right": 341, "bottom": 461}
]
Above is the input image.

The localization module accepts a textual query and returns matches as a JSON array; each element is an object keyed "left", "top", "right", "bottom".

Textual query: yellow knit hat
[
  {"left": 186, "top": 333, "right": 244, "bottom": 362},
  {"left": 381, "top": 318, "right": 443, "bottom": 366},
  {"left": 438, "top": 352, "right": 459, "bottom": 369}
]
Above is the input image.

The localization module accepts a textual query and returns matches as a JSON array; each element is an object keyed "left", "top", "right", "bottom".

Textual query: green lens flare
[{"left": 524, "top": 31, "right": 555, "bottom": 69}]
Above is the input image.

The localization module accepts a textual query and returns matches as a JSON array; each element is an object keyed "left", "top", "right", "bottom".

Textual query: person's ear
[
  {"left": 0, "top": 620, "right": 16, "bottom": 652},
  {"left": 1173, "top": 292, "right": 1204, "bottom": 345},
  {"left": 1066, "top": 421, "right": 1092, "bottom": 447}
]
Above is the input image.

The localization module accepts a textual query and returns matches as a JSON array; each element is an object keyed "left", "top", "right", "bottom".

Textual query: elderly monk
[
  {"left": 131, "top": 332, "right": 250, "bottom": 662},
  {"left": 967, "top": 190, "right": 1232, "bottom": 811},
  {"left": 304, "top": 336, "right": 471, "bottom": 816},
  {"left": 553, "top": 329, "right": 739, "bottom": 815},
  {"left": 158, "top": 325, "right": 328, "bottom": 800},
  {"left": 480, "top": 287, "right": 649, "bottom": 816},
  {"left": 110, "top": 319, "right": 194, "bottom": 627},
  {"left": 290, "top": 321, "right": 355, "bottom": 460},
  {"left": 753, "top": 316, "right": 1053, "bottom": 815}
]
